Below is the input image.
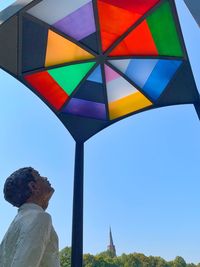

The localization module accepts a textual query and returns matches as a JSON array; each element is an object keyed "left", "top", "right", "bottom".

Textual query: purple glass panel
[
  {"left": 63, "top": 98, "right": 106, "bottom": 120},
  {"left": 53, "top": 1, "right": 96, "bottom": 41}
]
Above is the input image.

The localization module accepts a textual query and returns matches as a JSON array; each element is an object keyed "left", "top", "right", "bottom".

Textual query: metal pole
[{"left": 71, "top": 141, "right": 84, "bottom": 267}]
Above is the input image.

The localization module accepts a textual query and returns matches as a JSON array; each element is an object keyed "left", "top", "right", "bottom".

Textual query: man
[{"left": 0, "top": 167, "right": 60, "bottom": 267}]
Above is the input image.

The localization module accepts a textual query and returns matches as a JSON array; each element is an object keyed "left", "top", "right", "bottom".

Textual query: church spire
[{"left": 107, "top": 227, "right": 116, "bottom": 257}]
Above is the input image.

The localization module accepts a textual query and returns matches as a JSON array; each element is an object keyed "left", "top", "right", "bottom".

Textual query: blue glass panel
[
  {"left": 143, "top": 60, "right": 182, "bottom": 100},
  {"left": 126, "top": 59, "right": 158, "bottom": 88},
  {"left": 87, "top": 66, "right": 102, "bottom": 83}
]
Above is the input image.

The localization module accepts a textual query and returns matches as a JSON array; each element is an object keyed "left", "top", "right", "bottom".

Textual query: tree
[
  {"left": 187, "top": 264, "right": 197, "bottom": 267},
  {"left": 173, "top": 256, "right": 187, "bottom": 267},
  {"left": 83, "top": 253, "right": 95, "bottom": 267},
  {"left": 59, "top": 247, "right": 198, "bottom": 267},
  {"left": 59, "top": 247, "right": 71, "bottom": 267}
]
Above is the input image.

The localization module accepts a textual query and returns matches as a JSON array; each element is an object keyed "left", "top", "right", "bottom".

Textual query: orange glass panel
[
  {"left": 109, "top": 91, "right": 152, "bottom": 120},
  {"left": 110, "top": 20, "right": 158, "bottom": 56},
  {"left": 97, "top": 0, "right": 141, "bottom": 51},
  {"left": 45, "top": 30, "right": 95, "bottom": 67}
]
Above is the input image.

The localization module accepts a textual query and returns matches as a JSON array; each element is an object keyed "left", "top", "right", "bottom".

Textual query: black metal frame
[{"left": 0, "top": 1, "right": 200, "bottom": 267}]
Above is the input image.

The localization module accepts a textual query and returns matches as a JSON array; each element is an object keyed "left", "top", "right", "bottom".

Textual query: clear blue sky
[{"left": 0, "top": 0, "right": 200, "bottom": 264}]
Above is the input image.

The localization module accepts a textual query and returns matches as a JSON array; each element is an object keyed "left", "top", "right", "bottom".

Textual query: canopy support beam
[
  {"left": 194, "top": 102, "right": 200, "bottom": 120},
  {"left": 71, "top": 141, "right": 84, "bottom": 267}
]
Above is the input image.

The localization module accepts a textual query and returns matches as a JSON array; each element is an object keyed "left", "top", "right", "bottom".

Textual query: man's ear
[{"left": 28, "top": 181, "right": 38, "bottom": 193}]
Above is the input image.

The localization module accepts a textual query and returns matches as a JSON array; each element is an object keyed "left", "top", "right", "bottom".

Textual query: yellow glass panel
[
  {"left": 109, "top": 91, "right": 152, "bottom": 120},
  {"left": 45, "top": 30, "right": 95, "bottom": 67}
]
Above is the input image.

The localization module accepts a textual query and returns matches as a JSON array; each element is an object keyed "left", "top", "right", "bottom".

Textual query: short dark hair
[{"left": 4, "top": 167, "right": 37, "bottom": 207}]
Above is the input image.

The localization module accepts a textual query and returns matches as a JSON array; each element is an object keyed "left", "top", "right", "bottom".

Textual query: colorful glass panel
[
  {"left": 63, "top": 98, "right": 107, "bottom": 120},
  {"left": 105, "top": 65, "right": 138, "bottom": 102},
  {"left": 53, "top": 2, "right": 95, "bottom": 41},
  {"left": 126, "top": 59, "right": 158, "bottom": 88},
  {"left": 73, "top": 66, "right": 105, "bottom": 103},
  {"left": 109, "top": 91, "right": 152, "bottom": 120},
  {"left": 24, "top": 71, "right": 69, "bottom": 110},
  {"left": 109, "top": 20, "right": 158, "bottom": 56},
  {"left": 28, "top": 0, "right": 90, "bottom": 25},
  {"left": 146, "top": 1, "right": 183, "bottom": 56},
  {"left": 100, "top": 0, "right": 160, "bottom": 13},
  {"left": 45, "top": 30, "right": 95, "bottom": 67},
  {"left": 27, "top": 0, "right": 98, "bottom": 52},
  {"left": 109, "top": 1, "right": 183, "bottom": 57},
  {"left": 48, "top": 62, "right": 96, "bottom": 96},
  {"left": 109, "top": 59, "right": 158, "bottom": 87},
  {"left": 87, "top": 66, "right": 103, "bottom": 83},
  {"left": 143, "top": 60, "right": 182, "bottom": 100},
  {"left": 109, "top": 59, "right": 182, "bottom": 100},
  {"left": 105, "top": 65, "right": 152, "bottom": 119},
  {"left": 97, "top": 0, "right": 160, "bottom": 51}
]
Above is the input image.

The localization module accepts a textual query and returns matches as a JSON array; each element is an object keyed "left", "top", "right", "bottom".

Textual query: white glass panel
[
  {"left": 108, "top": 59, "right": 130, "bottom": 74},
  {"left": 106, "top": 76, "right": 137, "bottom": 103},
  {"left": 28, "top": 0, "right": 91, "bottom": 25}
]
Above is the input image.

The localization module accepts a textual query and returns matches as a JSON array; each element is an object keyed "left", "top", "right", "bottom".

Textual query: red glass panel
[
  {"left": 24, "top": 71, "right": 69, "bottom": 110},
  {"left": 97, "top": 0, "right": 160, "bottom": 51},
  {"left": 109, "top": 20, "right": 158, "bottom": 56},
  {"left": 100, "top": 0, "right": 160, "bottom": 13},
  {"left": 98, "top": 1, "right": 141, "bottom": 51}
]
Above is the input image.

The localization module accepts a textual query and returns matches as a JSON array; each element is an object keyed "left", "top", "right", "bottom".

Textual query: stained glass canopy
[{"left": 0, "top": 0, "right": 199, "bottom": 142}]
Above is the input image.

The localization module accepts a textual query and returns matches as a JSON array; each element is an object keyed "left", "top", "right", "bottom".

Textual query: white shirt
[{"left": 0, "top": 203, "right": 60, "bottom": 267}]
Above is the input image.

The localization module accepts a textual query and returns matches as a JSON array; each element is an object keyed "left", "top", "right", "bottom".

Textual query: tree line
[{"left": 60, "top": 247, "right": 200, "bottom": 267}]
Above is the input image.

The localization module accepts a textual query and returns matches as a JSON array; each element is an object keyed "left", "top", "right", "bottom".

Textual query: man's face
[{"left": 29, "top": 170, "right": 55, "bottom": 210}]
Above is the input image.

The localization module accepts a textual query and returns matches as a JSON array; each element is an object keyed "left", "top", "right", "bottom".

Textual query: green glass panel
[
  {"left": 147, "top": 1, "right": 183, "bottom": 57},
  {"left": 48, "top": 62, "right": 96, "bottom": 95}
]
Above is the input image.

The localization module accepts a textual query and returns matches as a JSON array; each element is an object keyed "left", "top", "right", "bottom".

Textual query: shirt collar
[{"left": 18, "top": 203, "right": 44, "bottom": 213}]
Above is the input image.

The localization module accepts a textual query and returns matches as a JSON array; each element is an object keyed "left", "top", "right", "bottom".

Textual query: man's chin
[
  {"left": 50, "top": 186, "right": 55, "bottom": 193},
  {"left": 43, "top": 189, "right": 54, "bottom": 210},
  {"left": 46, "top": 187, "right": 55, "bottom": 201},
  {"left": 49, "top": 187, "right": 54, "bottom": 196}
]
